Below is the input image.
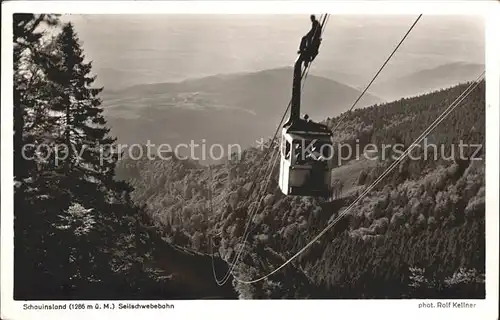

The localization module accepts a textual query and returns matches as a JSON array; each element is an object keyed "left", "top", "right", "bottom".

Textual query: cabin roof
[
  {"left": 285, "top": 132, "right": 333, "bottom": 142},
  {"left": 285, "top": 118, "right": 332, "bottom": 136}
]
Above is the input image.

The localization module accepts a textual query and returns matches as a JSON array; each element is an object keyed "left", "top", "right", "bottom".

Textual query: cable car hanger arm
[{"left": 285, "top": 14, "right": 328, "bottom": 127}]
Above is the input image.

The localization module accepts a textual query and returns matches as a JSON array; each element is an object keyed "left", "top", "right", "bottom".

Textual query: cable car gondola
[{"left": 278, "top": 25, "right": 335, "bottom": 198}]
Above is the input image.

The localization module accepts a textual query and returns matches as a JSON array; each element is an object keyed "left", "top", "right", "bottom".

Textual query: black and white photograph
[{"left": 1, "top": 1, "right": 499, "bottom": 320}]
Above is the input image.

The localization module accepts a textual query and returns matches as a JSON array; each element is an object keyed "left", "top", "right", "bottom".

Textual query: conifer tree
[
  {"left": 14, "top": 14, "right": 60, "bottom": 180},
  {"left": 13, "top": 13, "right": 63, "bottom": 299},
  {"left": 43, "top": 23, "right": 116, "bottom": 203},
  {"left": 38, "top": 22, "right": 123, "bottom": 290},
  {"left": 40, "top": 22, "right": 155, "bottom": 294},
  {"left": 13, "top": 16, "right": 185, "bottom": 300}
]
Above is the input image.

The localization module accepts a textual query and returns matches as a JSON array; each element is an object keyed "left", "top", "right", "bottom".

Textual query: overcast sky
[{"left": 60, "top": 14, "right": 485, "bottom": 89}]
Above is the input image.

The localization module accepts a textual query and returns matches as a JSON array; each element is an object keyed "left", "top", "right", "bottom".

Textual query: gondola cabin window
[
  {"left": 291, "top": 139, "right": 332, "bottom": 165},
  {"left": 282, "top": 138, "right": 291, "bottom": 160}
]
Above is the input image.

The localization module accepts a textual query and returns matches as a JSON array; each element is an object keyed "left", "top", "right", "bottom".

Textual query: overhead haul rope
[
  {"left": 210, "top": 150, "right": 281, "bottom": 285},
  {"left": 332, "top": 14, "right": 422, "bottom": 132},
  {"left": 232, "top": 71, "right": 485, "bottom": 284},
  {"left": 224, "top": 13, "right": 482, "bottom": 284},
  {"left": 212, "top": 12, "right": 419, "bottom": 285},
  {"left": 210, "top": 14, "right": 330, "bottom": 286}
]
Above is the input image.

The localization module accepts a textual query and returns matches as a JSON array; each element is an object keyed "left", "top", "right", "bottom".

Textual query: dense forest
[
  {"left": 115, "top": 79, "right": 486, "bottom": 299},
  {"left": 13, "top": 14, "right": 485, "bottom": 300},
  {"left": 13, "top": 14, "right": 235, "bottom": 300}
]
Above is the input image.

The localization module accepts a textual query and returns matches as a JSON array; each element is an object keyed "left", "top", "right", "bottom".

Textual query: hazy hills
[
  {"left": 65, "top": 14, "right": 485, "bottom": 91},
  {"left": 101, "top": 67, "right": 383, "bottom": 161},
  {"left": 101, "top": 62, "right": 485, "bottom": 163},
  {"left": 369, "top": 62, "right": 485, "bottom": 101}
]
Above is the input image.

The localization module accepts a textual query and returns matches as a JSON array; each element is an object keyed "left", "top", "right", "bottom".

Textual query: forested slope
[
  {"left": 117, "top": 80, "right": 486, "bottom": 299},
  {"left": 14, "top": 14, "right": 485, "bottom": 300},
  {"left": 13, "top": 14, "right": 236, "bottom": 300}
]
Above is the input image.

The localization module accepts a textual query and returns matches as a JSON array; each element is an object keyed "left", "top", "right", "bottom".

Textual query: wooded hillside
[{"left": 117, "top": 81, "right": 485, "bottom": 298}]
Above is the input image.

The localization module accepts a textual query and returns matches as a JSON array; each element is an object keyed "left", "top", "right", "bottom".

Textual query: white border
[
  {"left": 1, "top": 1, "right": 499, "bottom": 320},
  {"left": 0, "top": 0, "right": 496, "bottom": 14}
]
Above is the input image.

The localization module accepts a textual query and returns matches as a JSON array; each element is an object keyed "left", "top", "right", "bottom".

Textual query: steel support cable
[
  {"left": 230, "top": 71, "right": 485, "bottom": 284},
  {"left": 210, "top": 150, "right": 280, "bottom": 285},
  {"left": 210, "top": 14, "right": 331, "bottom": 284},
  {"left": 213, "top": 11, "right": 421, "bottom": 285},
  {"left": 332, "top": 14, "right": 423, "bottom": 132},
  {"left": 210, "top": 14, "right": 330, "bottom": 285}
]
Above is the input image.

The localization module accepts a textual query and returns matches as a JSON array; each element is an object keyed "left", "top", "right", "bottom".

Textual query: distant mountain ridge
[
  {"left": 369, "top": 62, "right": 485, "bottom": 101},
  {"left": 101, "top": 67, "right": 383, "bottom": 163},
  {"left": 108, "top": 66, "right": 383, "bottom": 103}
]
